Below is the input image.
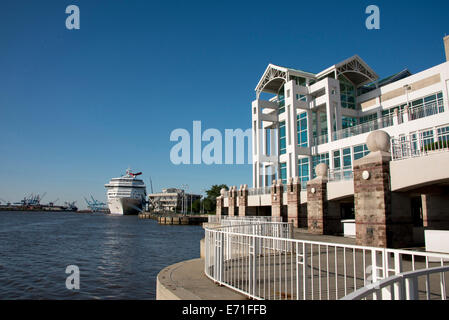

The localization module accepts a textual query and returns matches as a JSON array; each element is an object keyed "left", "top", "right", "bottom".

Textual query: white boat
[{"left": 104, "top": 169, "right": 147, "bottom": 215}]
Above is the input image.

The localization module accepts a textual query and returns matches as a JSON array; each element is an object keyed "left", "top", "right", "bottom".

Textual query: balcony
[{"left": 312, "top": 98, "right": 445, "bottom": 146}]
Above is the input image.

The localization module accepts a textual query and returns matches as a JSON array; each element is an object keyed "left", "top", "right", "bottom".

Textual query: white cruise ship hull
[{"left": 108, "top": 197, "right": 143, "bottom": 215}]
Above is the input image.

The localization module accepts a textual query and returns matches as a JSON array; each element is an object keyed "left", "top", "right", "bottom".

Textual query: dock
[{"left": 138, "top": 212, "right": 209, "bottom": 225}]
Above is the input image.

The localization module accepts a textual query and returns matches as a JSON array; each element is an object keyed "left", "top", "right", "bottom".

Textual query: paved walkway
[
  {"left": 292, "top": 228, "right": 357, "bottom": 245},
  {"left": 156, "top": 258, "right": 247, "bottom": 300},
  {"left": 157, "top": 232, "right": 357, "bottom": 300}
]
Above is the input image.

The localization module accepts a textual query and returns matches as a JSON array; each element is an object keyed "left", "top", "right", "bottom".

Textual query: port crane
[
  {"left": 14, "top": 192, "right": 47, "bottom": 206},
  {"left": 63, "top": 201, "right": 78, "bottom": 211},
  {"left": 84, "top": 195, "right": 107, "bottom": 212},
  {"left": 48, "top": 198, "right": 59, "bottom": 207}
]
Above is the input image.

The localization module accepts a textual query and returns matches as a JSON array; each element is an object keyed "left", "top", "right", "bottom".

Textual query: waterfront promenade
[
  {"left": 157, "top": 230, "right": 355, "bottom": 300},
  {"left": 157, "top": 227, "right": 449, "bottom": 300}
]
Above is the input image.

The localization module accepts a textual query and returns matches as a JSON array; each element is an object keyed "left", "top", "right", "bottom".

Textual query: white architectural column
[{"left": 252, "top": 100, "right": 263, "bottom": 188}]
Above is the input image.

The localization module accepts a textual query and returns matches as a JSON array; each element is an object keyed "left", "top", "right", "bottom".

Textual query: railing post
[
  {"left": 393, "top": 252, "right": 404, "bottom": 300},
  {"left": 249, "top": 234, "right": 259, "bottom": 298},
  {"left": 405, "top": 276, "right": 419, "bottom": 300},
  {"left": 214, "top": 231, "right": 224, "bottom": 283},
  {"left": 302, "top": 243, "right": 309, "bottom": 300}
]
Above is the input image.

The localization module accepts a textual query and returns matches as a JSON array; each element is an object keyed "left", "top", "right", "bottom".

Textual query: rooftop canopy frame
[{"left": 335, "top": 55, "right": 379, "bottom": 87}]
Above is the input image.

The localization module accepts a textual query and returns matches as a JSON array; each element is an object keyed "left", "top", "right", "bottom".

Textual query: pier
[{"left": 138, "top": 212, "right": 209, "bottom": 225}]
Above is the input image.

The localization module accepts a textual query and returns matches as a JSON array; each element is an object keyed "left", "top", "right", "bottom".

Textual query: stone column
[
  {"left": 354, "top": 130, "right": 413, "bottom": 248},
  {"left": 216, "top": 187, "right": 227, "bottom": 218},
  {"left": 271, "top": 180, "right": 283, "bottom": 220},
  {"left": 216, "top": 196, "right": 223, "bottom": 217},
  {"left": 307, "top": 164, "right": 328, "bottom": 235},
  {"left": 228, "top": 186, "right": 237, "bottom": 217},
  {"left": 287, "top": 177, "right": 301, "bottom": 227},
  {"left": 238, "top": 184, "right": 249, "bottom": 217}
]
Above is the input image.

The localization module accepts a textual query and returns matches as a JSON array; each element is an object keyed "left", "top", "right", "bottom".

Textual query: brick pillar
[
  {"left": 271, "top": 180, "right": 283, "bottom": 220},
  {"left": 354, "top": 131, "right": 413, "bottom": 248},
  {"left": 307, "top": 174, "right": 328, "bottom": 235},
  {"left": 228, "top": 186, "right": 237, "bottom": 217},
  {"left": 287, "top": 177, "right": 301, "bottom": 227},
  {"left": 238, "top": 184, "right": 248, "bottom": 217},
  {"left": 216, "top": 196, "right": 223, "bottom": 217}
]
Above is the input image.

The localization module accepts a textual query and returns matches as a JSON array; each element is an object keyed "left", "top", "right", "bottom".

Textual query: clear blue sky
[{"left": 0, "top": 0, "right": 448, "bottom": 208}]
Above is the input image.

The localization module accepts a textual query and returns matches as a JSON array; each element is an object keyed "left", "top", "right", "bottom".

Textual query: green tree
[
  {"left": 202, "top": 198, "right": 214, "bottom": 213},
  {"left": 206, "top": 184, "right": 228, "bottom": 200},
  {"left": 192, "top": 199, "right": 201, "bottom": 213},
  {"left": 204, "top": 184, "right": 228, "bottom": 214}
]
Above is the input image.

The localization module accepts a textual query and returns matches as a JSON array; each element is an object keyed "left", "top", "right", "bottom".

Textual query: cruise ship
[{"left": 104, "top": 169, "right": 147, "bottom": 215}]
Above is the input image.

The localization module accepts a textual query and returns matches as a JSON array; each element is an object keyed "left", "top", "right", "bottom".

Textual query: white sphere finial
[
  {"left": 315, "top": 163, "right": 328, "bottom": 178},
  {"left": 367, "top": 130, "right": 391, "bottom": 152}
]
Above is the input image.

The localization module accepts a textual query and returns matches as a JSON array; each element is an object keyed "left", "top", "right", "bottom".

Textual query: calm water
[{"left": 0, "top": 211, "right": 204, "bottom": 299}]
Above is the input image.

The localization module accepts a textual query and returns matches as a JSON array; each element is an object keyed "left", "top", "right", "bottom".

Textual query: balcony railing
[
  {"left": 313, "top": 99, "right": 445, "bottom": 146},
  {"left": 391, "top": 132, "right": 449, "bottom": 161},
  {"left": 248, "top": 187, "right": 272, "bottom": 196},
  {"left": 328, "top": 166, "right": 354, "bottom": 182},
  {"left": 408, "top": 99, "right": 444, "bottom": 121}
]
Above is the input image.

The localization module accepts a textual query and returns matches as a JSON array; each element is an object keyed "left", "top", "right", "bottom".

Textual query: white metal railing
[
  {"left": 408, "top": 100, "right": 444, "bottom": 121},
  {"left": 334, "top": 114, "right": 395, "bottom": 142},
  {"left": 328, "top": 166, "right": 353, "bottom": 182},
  {"left": 312, "top": 99, "right": 444, "bottom": 147},
  {"left": 391, "top": 133, "right": 449, "bottom": 161},
  {"left": 204, "top": 223, "right": 449, "bottom": 300},
  {"left": 342, "top": 265, "right": 449, "bottom": 300},
  {"left": 248, "top": 187, "right": 272, "bottom": 196},
  {"left": 208, "top": 215, "right": 282, "bottom": 224}
]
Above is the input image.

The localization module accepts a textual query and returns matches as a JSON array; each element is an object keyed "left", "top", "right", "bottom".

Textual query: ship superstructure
[{"left": 105, "top": 169, "right": 147, "bottom": 215}]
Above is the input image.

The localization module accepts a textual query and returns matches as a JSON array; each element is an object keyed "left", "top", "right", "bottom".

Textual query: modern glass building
[{"left": 252, "top": 39, "right": 449, "bottom": 189}]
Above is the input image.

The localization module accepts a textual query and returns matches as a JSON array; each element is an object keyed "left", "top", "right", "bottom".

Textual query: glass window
[
  {"left": 297, "top": 112, "right": 308, "bottom": 148},
  {"left": 360, "top": 113, "right": 378, "bottom": 124},
  {"left": 339, "top": 76, "right": 356, "bottom": 110},
  {"left": 342, "top": 116, "right": 358, "bottom": 129},
  {"left": 343, "top": 148, "right": 352, "bottom": 167},
  {"left": 412, "top": 98, "right": 423, "bottom": 107},
  {"left": 437, "top": 126, "right": 449, "bottom": 145},
  {"left": 278, "top": 105, "right": 285, "bottom": 115},
  {"left": 424, "top": 94, "right": 436, "bottom": 103},
  {"left": 280, "top": 163, "right": 287, "bottom": 185},
  {"left": 298, "top": 157, "right": 310, "bottom": 188},
  {"left": 420, "top": 130, "right": 434, "bottom": 149},
  {"left": 279, "top": 122, "right": 286, "bottom": 155},
  {"left": 333, "top": 150, "right": 341, "bottom": 169},
  {"left": 294, "top": 77, "right": 306, "bottom": 87},
  {"left": 353, "top": 144, "right": 369, "bottom": 160}
]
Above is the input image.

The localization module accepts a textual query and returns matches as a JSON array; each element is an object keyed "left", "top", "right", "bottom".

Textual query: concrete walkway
[
  {"left": 156, "top": 258, "right": 247, "bottom": 300},
  {"left": 157, "top": 231, "right": 357, "bottom": 300},
  {"left": 293, "top": 228, "right": 357, "bottom": 245}
]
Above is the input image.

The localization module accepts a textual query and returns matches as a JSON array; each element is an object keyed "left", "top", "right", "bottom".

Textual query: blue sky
[{"left": 0, "top": 0, "right": 448, "bottom": 208}]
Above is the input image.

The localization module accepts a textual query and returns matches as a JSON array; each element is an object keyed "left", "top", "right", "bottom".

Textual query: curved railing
[
  {"left": 341, "top": 266, "right": 449, "bottom": 300},
  {"left": 204, "top": 220, "right": 449, "bottom": 300}
]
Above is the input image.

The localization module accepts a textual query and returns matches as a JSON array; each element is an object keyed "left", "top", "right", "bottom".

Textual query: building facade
[
  {"left": 148, "top": 188, "right": 201, "bottom": 213},
  {"left": 252, "top": 41, "right": 449, "bottom": 190}
]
